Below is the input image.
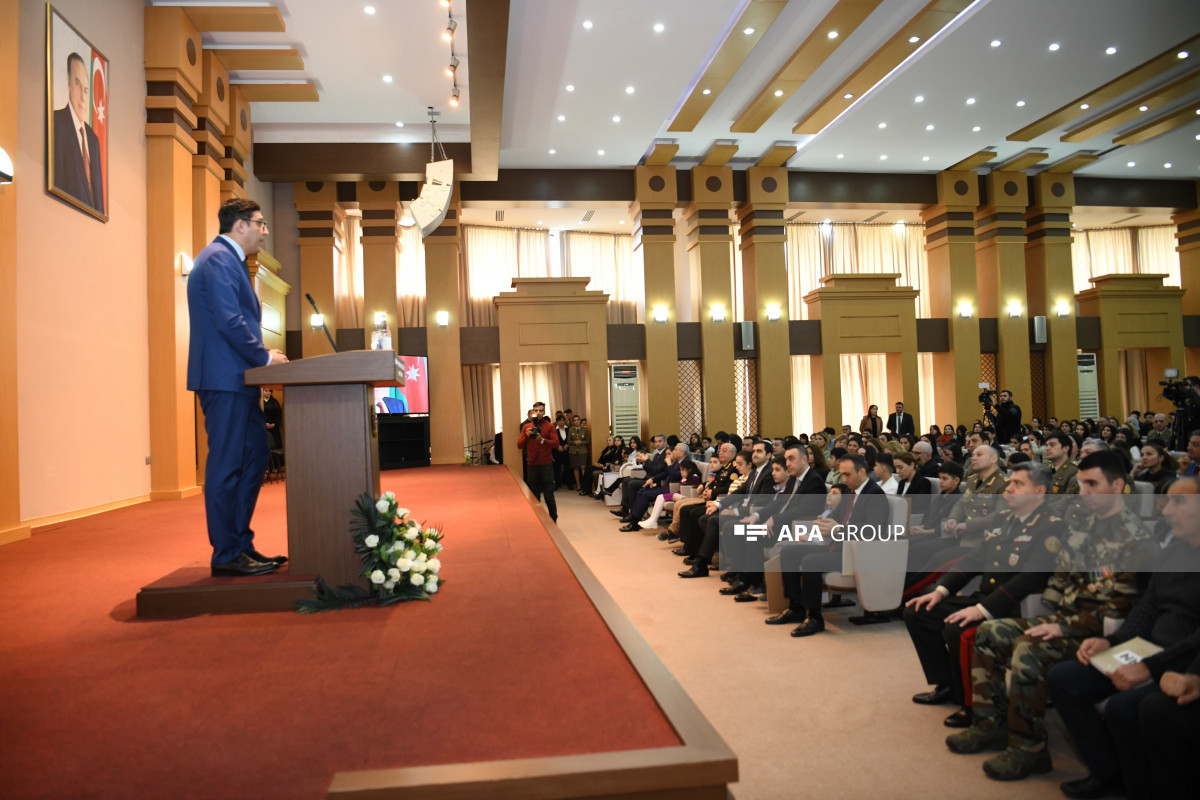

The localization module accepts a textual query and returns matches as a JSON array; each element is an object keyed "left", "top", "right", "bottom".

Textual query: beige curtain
[
  {"left": 462, "top": 364, "right": 499, "bottom": 456},
  {"left": 563, "top": 231, "right": 641, "bottom": 322},
  {"left": 1072, "top": 228, "right": 1136, "bottom": 294},
  {"left": 333, "top": 214, "right": 362, "bottom": 329},
  {"left": 1136, "top": 225, "right": 1181, "bottom": 286},
  {"left": 397, "top": 224, "right": 426, "bottom": 327}
]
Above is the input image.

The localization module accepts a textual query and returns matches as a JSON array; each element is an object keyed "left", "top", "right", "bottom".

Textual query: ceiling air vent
[
  {"left": 494, "top": 210, "right": 505, "bottom": 222},
  {"left": 581, "top": 210, "right": 596, "bottom": 222}
]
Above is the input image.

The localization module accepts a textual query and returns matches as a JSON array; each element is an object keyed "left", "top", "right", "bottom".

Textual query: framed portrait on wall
[{"left": 46, "top": 4, "right": 109, "bottom": 222}]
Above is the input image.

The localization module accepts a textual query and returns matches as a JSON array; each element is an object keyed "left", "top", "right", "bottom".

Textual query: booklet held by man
[{"left": 1090, "top": 637, "right": 1163, "bottom": 675}]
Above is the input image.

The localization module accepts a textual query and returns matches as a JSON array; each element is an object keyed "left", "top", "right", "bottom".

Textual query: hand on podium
[{"left": 268, "top": 348, "right": 289, "bottom": 365}]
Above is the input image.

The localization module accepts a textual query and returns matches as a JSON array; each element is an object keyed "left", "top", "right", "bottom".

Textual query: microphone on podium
[{"left": 305, "top": 293, "right": 339, "bottom": 353}]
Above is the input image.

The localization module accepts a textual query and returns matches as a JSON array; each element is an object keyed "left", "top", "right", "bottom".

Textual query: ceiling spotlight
[
  {"left": 443, "top": 18, "right": 457, "bottom": 41},
  {"left": 774, "top": 89, "right": 784, "bottom": 97},
  {"left": 537, "top": 220, "right": 544, "bottom": 225},
  {"left": 922, "top": 156, "right": 930, "bottom": 161},
  {"left": 1016, "top": 100, "right": 1026, "bottom": 107},
  {"left": 990, "top": 39, "right": 1001, "bottom": 47},
  {"left": 844, "top": 93, "right": 854, "bottom": 99},
  {"left": 1080, "top": 103, "right": 1090, "bottom": 110},
  {"left": 1105, "top": 46, "right": 1117, "bottom": 55},
  {"left": 1048, "top": 42, "right": 1060, "bottom": 51},
  {"left": 743, "top": 27, "right": 755, "bottom": 35},
  {"left": 836, "top": 153, "right": 844, "bottom": 158},
  {"left": 364, "top": 5, "right": 375, "bottom": 14},
  {"left": 925, "top": 124, "right": 934, "bottom": 131},
  {"left": 439, "top": 0, "right": 449, "bottom": 6},
  {"left": 449, "top": 84, "right": 460, "bottom": 106},
  {"left": 966, "top": 97, "right": 975, "bottom": 105},
  {"left": 582, "top": 20, "right": 593, "bottom": 29},
  {"left": 394, "top": 121, "right": 404, "bottom": 127},
  {"left": 612, "top": 115, "right": 621, "bottom": 122},
  {"left": 909, "top": 35, "right": 920, "bottom": 43},
  {"left": 1139, "top": 105, "right": 1149, "bottom": 111},
  {"left": 626, "top": 85, "right": 635, "bottom": 94},
  {"left": 445, "top": 55, "right": 459, "bottom": 77},
  {"left": 597, "top": 149, "right": 605, "bottom": 156},
  {"left": 557, "top": 114, "right": 565, "bottom": 121},
  {"left": 1179, "top": 50, "right": 1190, "bottom": 59},
  {"left": 548, "top": 149, "right": 555, "bottom": 155},
  {"left": 1127, "top": 161, "right": 1135, "bottom": 167},
  {"left": 653, "top": 23, "right": 665, "bottom": 33},
  {"left": 827, "top": 30, "right": 839, "bottom": 39},
  {"left": 1164, "top": 162, "right": 1173, "bottom": 168},
  {"left": 566, "top": 84, "right": 575, "bottom": 92},
  {"left": 878, "top": 122, "right": 887, "bottom": 129},
  {"left": 702, "top": 88, "right": 711, "bottom": 95},
  {"left": 914, "top": 95, "right": 924, "bottom": 103},
  {"left": 382, "top": 74, "right": 393, "bottom": 83},
  {"left": 972, "top": 126, "right": 981, "bottom": 132},
  {"left": 880, "top": 154, "right": 888, "bottom": 160}
]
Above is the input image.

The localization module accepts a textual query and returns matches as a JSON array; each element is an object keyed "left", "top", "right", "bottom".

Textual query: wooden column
[
  {"left": 975, "top": 171, "right": 1032, "bottom": 404},
  {"left": 145, "top": 7, "right": 203, "bottom": 501},
  {"left": 357, "top": 182, "right": 401, "bottom": 348},
  {"left": 1173, "top": 200, "right": 1200, "bottom": 376},
  {"left": 684, "top": 166, "right": 735, "bottom": 434},
  {"left": 1025, "top": 174, "right": 1079, "bottom": 418},
  {"left": 220, "top": 87, "right": 251, "bottom": 201},
  {"left": 921, "top": 172, "right": 982, "bottom": 426},
  {"left": 292, "top": 181, "right": 343, "bottom": 357},
  {"left": 0, "top": 0, "right": 27, "bottom": 544},
  {"left": 632, "top": 166, "right": 680, "bottom": 439},
  {"left": 423, "top": 188, "right": 466, "bottom": 465},
  {"left": 737, "top": 167, "right": 791, "bottom": 436}
]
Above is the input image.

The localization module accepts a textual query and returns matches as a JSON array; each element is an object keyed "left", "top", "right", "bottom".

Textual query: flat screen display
[{"left": 375, "top": 355, "right": 429, "bottom": 415}]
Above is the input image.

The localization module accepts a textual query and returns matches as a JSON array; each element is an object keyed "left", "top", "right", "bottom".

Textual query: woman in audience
[
  {"left": 940, "top": 442, "right": 964, "bottom": 466},
  {"left": 1099, "top": 423, "right": 1116, "bottom": 444},
  {"left": 860, "top": 404, "right": 883, "bottom": 437},
  {"left": 1115, "top": 426, "right": 1142, "bottom": 465},
  {"left": 687, "top": 433, "right": 703, "bottom": 456},
  {"left": 955, "top": 424, "right": 968, "bottom": 442},
  {"left": 638, "top": 457, "right": 702, "bottom": 531},
  {"left": 810, "top": 431, "right": 829, "bottom": 458},
  {"left": 585, "top": 436, "right": 621, "bottom": 496},
  {"left": 807, "top": 444, "right": 829, "bottom": 479},
  {"left": 938, "top": 424, "right": 955, "bottom": 446},
  {"left": 567, "top": 415, "right": 590, "bottom": 494},
  {"left": 900, "top": 433, "right": 918, "bottom": 452},
  {"left": 846, "top": 435, "right": 863, "bottom": 455},
  {"left": 1135, "top": 442, "right": 1178, "bottom": 494}
]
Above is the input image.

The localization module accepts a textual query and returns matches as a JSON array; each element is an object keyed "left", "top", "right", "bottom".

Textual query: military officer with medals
[
  {"left": 905, "top": 462, "right": 1062, "bottom": 728},
  {"left": 943, "top": 443, "right": 1009, "bottom": 547}
]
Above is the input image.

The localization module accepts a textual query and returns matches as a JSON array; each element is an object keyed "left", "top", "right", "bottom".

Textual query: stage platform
[{"left": 0, "top": 465, "right": 737, "bottom": 800}]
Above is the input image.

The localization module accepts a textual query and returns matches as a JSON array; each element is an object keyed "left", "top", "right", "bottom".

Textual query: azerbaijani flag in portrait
[{"left": 90, "top": 51, "right": 107, "bottom": 193}]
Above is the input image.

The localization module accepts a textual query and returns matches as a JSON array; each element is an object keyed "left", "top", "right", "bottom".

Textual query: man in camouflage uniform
[
  {"left": 946, "top": 451, "right": 1160, "bottom": 781},
  {"left": 1044, "top": 431, "right": 1079, "bottom": 495}
]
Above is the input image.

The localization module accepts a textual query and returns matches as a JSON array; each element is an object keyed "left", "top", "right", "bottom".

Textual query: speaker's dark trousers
[{"left": 198, "top": 390, "right": 270, "bottom": 565}]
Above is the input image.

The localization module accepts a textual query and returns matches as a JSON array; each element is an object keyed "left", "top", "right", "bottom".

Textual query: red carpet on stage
[{"left": 0, "top": 466, "right": 679, "bottom": 799}]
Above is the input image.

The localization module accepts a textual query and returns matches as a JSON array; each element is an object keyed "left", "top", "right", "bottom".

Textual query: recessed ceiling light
[
  {"left": 1179, "top": 50, "right": 1190, "bottom": 59},
  {"left": 843, "top": 93, "right": 854, "bottom": 99},
  {"left": 597, "top": 149, "right": 605, "bottom": 156},
  {"left": 972, "top": 126, "right": 981, "bottom": 132},
  {"left": 612, "top": 115, "right": 621, "bottom": 123},
  {"left": 827, "top": 30, "right": 839, "bottom": 39},
  {"left": 1139, "top": 105, "right": 1149, "bottom": 111},
  {"left": 1105, "top": 46, "right": 1117, "bottom": 55},
  {"left": 548, "top": 149, "right": 556, "bottom": 155},
  {"left": 537, "top": 220, "right": 544, "bottom": 225},
  {"left": 619, "top": 220, "right": 626, "bottom": 225},
  {"left": 566, "top": 84, "right": 575, "bottom": 92},
  {"left": 743, "top": 27, "right": 755, "bottom": 35},
  {"left": 1080, "top": 103, "right": 1090, "bottom": 110},
  {"left": 966, "top": 97, "right": 975, "bottom": 105},
  {"left": 925, "top": 124, "right": 934, "bottom": 131},
  {"left": 1016, "top": 100, "right": 1026, "bottom": 107},
  {"left": 880, "top": 154, "right": 888, "bottom": 160},
  {"left": 625, "top": 86, "right": 635, "bottom": 94},
  {"left": 909, "top": 35, "right": 920, "bottom": 43},
  {"left": 702, "top": 88, "right": 711, "bottom": 95},
  {"left": 653, "top": 23, "right": 664, "bottom": 33},
  {"left": 836, "top": 153, "right": 844, "bottom": 159},
  {"left": 1048, "top": 42, "right": 1060, "bottom": 51},
  {"left": 922, "top": 156, "right": 930, "bottom": 161},
  {"left": 990, "top": 39, "right": 1001, "bottom": 47},
  {"left": 583, "top": 20, "right": 593, "bottom": 30},
  {"left": 1196, "top": 134, "right": 1200, "bottom": 140},
  {"left": 774, "top": 89, "right": 784, "bottom": 97},
  {"left": 1164, "top": 162, "right": 1173, "bottom": 168},
  {"left": 914, "top": 95, "right": 924, "bottom": 103},
  {"left": 878, "top": 122, "right": 887, "bottom": 129},
  {"left": 1127, "top": 161, "right": 1135, "bottom": 167},
  {"left": 557, "top": 114, "right": 565, "bottom": 122},
  {"left": 382, "top": 74, "right": 393, "bottom": 83},
  {"left": 394, "top": 121, "right": 404, "bottom": 127},
  {"left": 364, "top": 5, "right": 375, "bottom": 14}
]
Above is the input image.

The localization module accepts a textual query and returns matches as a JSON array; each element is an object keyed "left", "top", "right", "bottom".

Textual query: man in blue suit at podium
[{"left": 187, "top": 198, "right": 289, "bottom": 576}]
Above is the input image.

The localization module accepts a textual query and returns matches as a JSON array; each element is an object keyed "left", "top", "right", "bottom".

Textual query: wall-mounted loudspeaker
[
  {"left": 741, "top": 320, "right": 755, "bottom": 351},
  {"left": 1033, "top": 315, "right": 1047, "bottom": 344}
]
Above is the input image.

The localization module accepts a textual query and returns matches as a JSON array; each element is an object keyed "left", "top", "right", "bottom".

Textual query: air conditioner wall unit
[
  {"left": 1077, "top": 353, "right": 1100, "bottom": 419},
  {"left": 610, "top": 364, "right": 641, "bottom": 441}
]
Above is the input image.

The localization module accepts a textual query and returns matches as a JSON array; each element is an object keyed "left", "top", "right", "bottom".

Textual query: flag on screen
[
  {"left": 90, "top": 52, "right": 107, "bottom": 197},
  {"left": 398, "top": 356, "right": 429, "bottom": 413}
]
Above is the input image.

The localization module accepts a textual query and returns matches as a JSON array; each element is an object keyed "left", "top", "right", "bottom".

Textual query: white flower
[
  {"left": 387, "top": 568, "right": 401, "bottom": 581},
  {"left": 383, "top": 579, "right": 395, "bottom": 590},
  {"left": 432, "top": 542, "right": 443, "bottom": 552},
  {"left": 426, "top": 528, "right": 439, "bottom": 538},
  {"left": 364, "top": 534, "right": 380, "bottom": 548},
  {"left": 395, "top": 507, "right": 410, "bottom": 519},
  {"left": 426, "top": 577, "right": 438, "bottom": 594},
  {"left": 427, "top": 558, "right": 441, "bottom": 574},
  {"left": 383, "top": 491, "right": 395, "bottom": 502},
  {"left": 396, "top": 557, "right": 413, "bottom": 572},
  {"left": 404, "top": 530, "right": 418, "bottom": 541},
  {"left": 416, "top": 552, "right": 427, "bottom": 562},
  {"left": 375, "top": 499, "right": 390, "bottom": 514},
  {"left": 410, "top": 573, "right": 425, "bottom": 586},
  {"left": 369, "top": 570, "right": 385, "bottom": 585},
  {"left": 403, "top": 549, "right": 416, "bottom": 561},
  {"left": 412, "top": 560, "right": 427, "bottom": 573}
]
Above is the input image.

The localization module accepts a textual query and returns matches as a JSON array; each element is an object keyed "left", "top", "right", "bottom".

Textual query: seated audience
[
  {"left": 1133, "top": 441, "right": 1176, "bottom": 494},
  {"left": 639, "top": 456, "right": 702, "bottom": 531}
]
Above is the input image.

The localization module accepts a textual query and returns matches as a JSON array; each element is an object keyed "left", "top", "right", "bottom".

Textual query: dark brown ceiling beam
[{"left": 251, "top": 142, "right": 473, "bottom": 182}]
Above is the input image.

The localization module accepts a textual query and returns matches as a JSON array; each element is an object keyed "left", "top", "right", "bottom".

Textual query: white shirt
[
  {"left": 879, "top": 475, "right": 899, "bottom": 495},
  {"left": 219, "top": 234, "right": 246, "bottom": 262}
]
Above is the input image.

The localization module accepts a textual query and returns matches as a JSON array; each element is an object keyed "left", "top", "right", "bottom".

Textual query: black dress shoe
[
  {"left": 913, "top": 685, "right": 953, "bottom": 705},
  {"left": 610, "top": 509, "right": 626, "bottom": 517},
  {"left": 1060, "top": 774, "right": 1125, "bottom": 800},
  {"left": 765, "top": 607, "right": 805, "bottom": 625},
  {"left": 656, "top": 530, "right": 672, "bottom": 540},
  {"left": 733, "top": 591, "right": 760, "bottom": 602},
  {"left": 720, "top": 573, "right": 738, "bottom": 583},
  {"left": 246, "top": 548, "right": 287, "bottom": 565},
  {"left": 619, "top": 523, "right": 639, "bottom": 532},
  {"left": 618, "top": 516, "right": 634, "bottom": 524},
  {"left": 671, "top": 547, "right": 688, "bottom": 556},
  {"left": 943, "top": 708, "right": 971, "bottom": 728},
  {"left": 791, "top": 617, "right": 825, "bottom": 637},
  {"left": 682, "top": 556, "right": 700, "bottom": 565},
  {"left": 678, "top": 563, "right": 709, "bottom": 578},
  {"left": 719, "top": 582, "right": 748, "bottom": 595},
  {"left": 212, "top": 553, "right": 278, "bottom": 577}
]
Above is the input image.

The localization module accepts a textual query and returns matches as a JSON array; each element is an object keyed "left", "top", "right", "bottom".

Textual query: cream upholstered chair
[
  {"left": 823, "top": 495, "right": 911, "bottom": 624},
  {"left": 1130, "top": 480, "right": 1155, "bottom": 518}
]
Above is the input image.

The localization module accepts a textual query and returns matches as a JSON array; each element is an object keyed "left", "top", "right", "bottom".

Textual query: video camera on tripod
[
  {"left": 1159, "top": 369, "right": 1198, "bottom": 451},
  {"left": 978, "top": 383, "right": 998, "bottom": 429}
]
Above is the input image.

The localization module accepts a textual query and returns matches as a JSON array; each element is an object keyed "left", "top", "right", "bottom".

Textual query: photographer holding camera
[
  {"left": 994, "top": 389, "right": 1022, "bottom": 444},
  {"left": 518, "top": 406, "right": 561, "bottom": 523}
]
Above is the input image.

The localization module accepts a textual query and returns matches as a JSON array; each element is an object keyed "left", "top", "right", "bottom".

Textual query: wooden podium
[{"left": 245, "top": 350, "right": 404, "bottom": 589}]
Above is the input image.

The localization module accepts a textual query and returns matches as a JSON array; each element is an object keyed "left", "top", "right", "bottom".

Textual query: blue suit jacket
[{"left": 187, "top": 237, "right": 269, "bottom": 397}]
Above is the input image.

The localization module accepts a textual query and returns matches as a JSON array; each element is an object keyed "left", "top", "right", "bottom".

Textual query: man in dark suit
[
  {"left": 768, "top": 453, "right": 891, "bottom": 636},
  {"left": 187, "top": 199, "right": 288, "bottom": 576},
  {"left": 52, "top": 52, "right": 104, "bottom": 214},
  {"left": 620, "top": 443, "right": 687, "bottom": 530},
  {"left": 887, "top": 401, "right": 915, "bottom": 437},
  {"left": 611, "top": 433, "right": 668, "bottom": 521}
]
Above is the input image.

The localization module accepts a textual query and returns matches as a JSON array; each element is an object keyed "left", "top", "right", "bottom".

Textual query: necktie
[
  {"left": 840, "top": 491, "right": 857, "bottom": 525},
  {"left": 79, "top": 126, "right": 93, "bottom": 200}
]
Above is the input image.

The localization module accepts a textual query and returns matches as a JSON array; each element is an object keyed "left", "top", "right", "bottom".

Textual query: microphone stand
[{"left": 304, "top": 293, "right": 339, "bottom": 353}]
